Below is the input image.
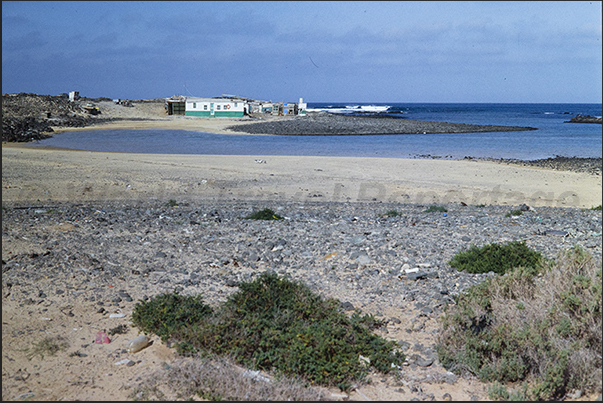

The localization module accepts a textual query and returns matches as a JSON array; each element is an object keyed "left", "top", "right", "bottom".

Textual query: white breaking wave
[{"left": 307, "top": 105, "right": 390, "bottom": 113}]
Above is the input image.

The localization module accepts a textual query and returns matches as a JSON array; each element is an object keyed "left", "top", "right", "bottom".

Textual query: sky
[{"left": 2, "top": 1, "right": 602, "bottom": 103}]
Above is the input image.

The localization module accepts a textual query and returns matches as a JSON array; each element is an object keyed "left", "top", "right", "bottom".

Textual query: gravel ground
[
  {"left": 3, "top": 200, "right": 600, "bottom": 317},
  {"left": 226, "top": 112, "right": 537, "bottom": 135},
  {"left": 3, "top": 199, "right": 602, "bottom": 401}
]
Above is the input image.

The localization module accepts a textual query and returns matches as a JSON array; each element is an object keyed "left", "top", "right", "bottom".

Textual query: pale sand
[
  {"left": 50, "top": 116, "right": 257, "bottom": 135},
  {"left": 2, "top": 145, "right": 601, "bottom": 208}
]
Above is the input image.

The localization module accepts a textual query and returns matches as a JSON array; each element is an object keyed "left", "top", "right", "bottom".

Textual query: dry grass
[
  {"left": 131, "top": 354, "right": 332, "bottom": 401},
  {"left": 25, "top": 335, "right": 69, "bottom": 360},
  {"left": 437, "top": 245, "right": 602, "bottom": 400}
]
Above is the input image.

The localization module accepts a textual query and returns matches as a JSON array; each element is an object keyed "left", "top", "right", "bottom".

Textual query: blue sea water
[{"left": 27, "top": 103, "right": 602, "bottom": 160}]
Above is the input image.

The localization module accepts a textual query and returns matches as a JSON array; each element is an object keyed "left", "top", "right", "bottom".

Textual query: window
[
  {"left": 234, "top": 103, "right": 238, "bottom": 107},
  {"left": 203, "top": 104, "right": 208, "bottom": 110},
  {"left": 193, "top": 102, "right": 196, "bottom": 108},
  {"left": 216, "top": 105, "right": 221, "bottom": 110}
]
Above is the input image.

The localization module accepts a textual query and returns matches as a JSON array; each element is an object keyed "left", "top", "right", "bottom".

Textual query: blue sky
[{"left": 2, "top": 1, "right": 601, "bottom": 103}]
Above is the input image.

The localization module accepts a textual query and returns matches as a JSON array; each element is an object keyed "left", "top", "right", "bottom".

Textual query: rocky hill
[{"left": 2, "top": 93, "right": 111, "bottom": 142}]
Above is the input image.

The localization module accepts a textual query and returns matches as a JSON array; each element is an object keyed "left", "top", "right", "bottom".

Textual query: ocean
[{"left": 27, "top": 103, "right": 602, "bottom": 160}]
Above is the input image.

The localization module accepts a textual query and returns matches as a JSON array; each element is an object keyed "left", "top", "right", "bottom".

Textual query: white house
[{"left": 185, "top": 97, "right": 245, "bottom": 118}]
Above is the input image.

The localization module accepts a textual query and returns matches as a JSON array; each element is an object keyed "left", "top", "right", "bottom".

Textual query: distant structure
[
  {"left": 165, "top": 94, "right": 307, "bottom": 118},
  {"left": 185, "top": 97, "right": 247, "bottom": 118},
  {"left": 69, "top": 91, "right": 79, "bottom": 102},
  {"left": 165, "top": 95, "right": 186, "bottom": 115}
]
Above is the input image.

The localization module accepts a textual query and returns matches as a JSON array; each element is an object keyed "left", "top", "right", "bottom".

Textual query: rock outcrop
[{"left": 565, "top": 114, "right": 602, "bottom": 124}]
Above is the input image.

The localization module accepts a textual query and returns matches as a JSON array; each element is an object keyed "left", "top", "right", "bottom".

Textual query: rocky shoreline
[
  {"left": 227, "top": 111, "right": 537, "bottom": 135},
  {"left": 480, "top": 156, "right": 602, "bottom": 176},
  {"left": 2, "top": 93, "right": 113, "bottom": 142}
]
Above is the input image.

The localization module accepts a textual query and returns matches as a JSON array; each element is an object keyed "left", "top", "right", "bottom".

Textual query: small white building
[
  {"left": 298, "top": 98, "right": 307, "bottom": 116},
  {"left": 185, "top": 97, "right": 245, "bottom": 118}
]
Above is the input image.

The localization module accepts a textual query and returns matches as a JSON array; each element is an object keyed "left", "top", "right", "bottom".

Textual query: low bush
[
  {"left": 131, "top": 292, "right": 213, "bottom": 342},
  {"left": 380, "top": 209, "right": 400, "bottom": 218},
  {"left": 505, "top": 209, "right": 523, "bottom": 217},
  {"left": 437, "top": 245, "right": 602, "bottom": 400},
  {"left": 131, "top": 272, "right": 404, "bottom": 391},
  {"left": 424, "top": 205, "right": 448, "bottom": 213},
  {"left": 245, "top": 208, "right": 283, "bottom": 220},
  {"left": 448, "top": 241, "right": 544, "bottom": 275}
]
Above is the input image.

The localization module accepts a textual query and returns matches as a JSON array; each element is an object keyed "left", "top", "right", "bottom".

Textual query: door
[{"left": 210, "top": 103, "right": 214, "bottom": 116}]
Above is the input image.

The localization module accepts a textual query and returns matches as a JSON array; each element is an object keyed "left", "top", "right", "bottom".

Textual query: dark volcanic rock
[
  {"left": 226, "top": 112, "right": 537, "bottom": 136},
  {"left": 565, "top": 114, "right": 602, "bottom": 124},
  {"left": 490, "top": 156, "right": 602, "bottom": 176},
  {"left": 1, "top": 116, "right": 55, "bottom": 142},
  {"left": 2, "top": 93, "right": 102, "bottom": 142}
]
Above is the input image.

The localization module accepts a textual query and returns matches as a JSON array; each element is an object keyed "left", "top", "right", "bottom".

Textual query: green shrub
[
  {"left": 487, "top": 382, "right": 510, "bottom": 400},
  {"left": 488, "top": 381, "right": 530, "bottom": 401},
  {"left": 448, "top": 241, "right": 543, "bottom": 275},
  {"left": 505, "top": 209, "right": 523, "bottom": 217},
  {"left": 165, "top": 199, "right": 178, "bottom": 207},
  {"left": 245, "top": 208, "right": 283, "bottom": 220},
  {"left": 380, "top": 209, "right": 400, "bottom": 218},
  {"left": 424, "top": 205, "right": 447, "bottom": 213},
  {"left": 131, "top": 272, "right": 404, "bottom": 391},
  {"left": 590, "top": 205, "right": 602, "bottom": 211},
  {"left": 437, "top": 245, "right": 602, "bottom": 400},
  {"left": 131, "top": 292, "right": 213, "bottom": 342}
]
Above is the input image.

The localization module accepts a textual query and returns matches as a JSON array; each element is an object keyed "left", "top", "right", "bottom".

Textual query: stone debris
[{"left": 2, "top": 200, "right": 600, "bottom": 322}]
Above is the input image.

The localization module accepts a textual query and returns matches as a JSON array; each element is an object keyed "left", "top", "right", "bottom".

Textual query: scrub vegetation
[
  {"left": 131, "top": 272, "right": 404, "bottom": 395},
  {"left": 448, "top": 241, "right": 544, "bottom": 275},
  {"left": 245, "top": 208, "right": 284, "bottom": 220},
  {"left": 438, "top": 245, "right": 602, "bottom": 400},
  {"left": 424, "top": 204, "right": 448, "bottom": 213}
]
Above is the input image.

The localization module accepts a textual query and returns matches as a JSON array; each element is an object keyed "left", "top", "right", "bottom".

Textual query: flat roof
[{"left": 185, "top": 97, "right": 246, "bottom": 102}]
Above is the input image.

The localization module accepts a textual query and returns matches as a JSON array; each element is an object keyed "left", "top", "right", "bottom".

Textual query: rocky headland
[{"left": 1, "top": 93, "right": 114, "bottom": 142}]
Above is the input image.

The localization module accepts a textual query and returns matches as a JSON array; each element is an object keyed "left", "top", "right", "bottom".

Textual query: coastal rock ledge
[
  {"left": 227, "top": 112, "right": 537, "bottom": 135},
  {"left": 565, "top": 114, "right": 602, "bottom": 124}
]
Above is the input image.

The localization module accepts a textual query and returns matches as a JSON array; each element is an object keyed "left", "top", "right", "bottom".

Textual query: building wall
[{"left": 185, "top": 98, "right": 245, "bottom": 118}]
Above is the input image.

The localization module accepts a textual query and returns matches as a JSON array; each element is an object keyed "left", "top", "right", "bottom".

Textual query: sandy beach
[
  {"left": 2, "top": 145, "right": 602, "bottom": 209},
  {"left": 2, "top": 99, "right": 602, "bottom": 401}
]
